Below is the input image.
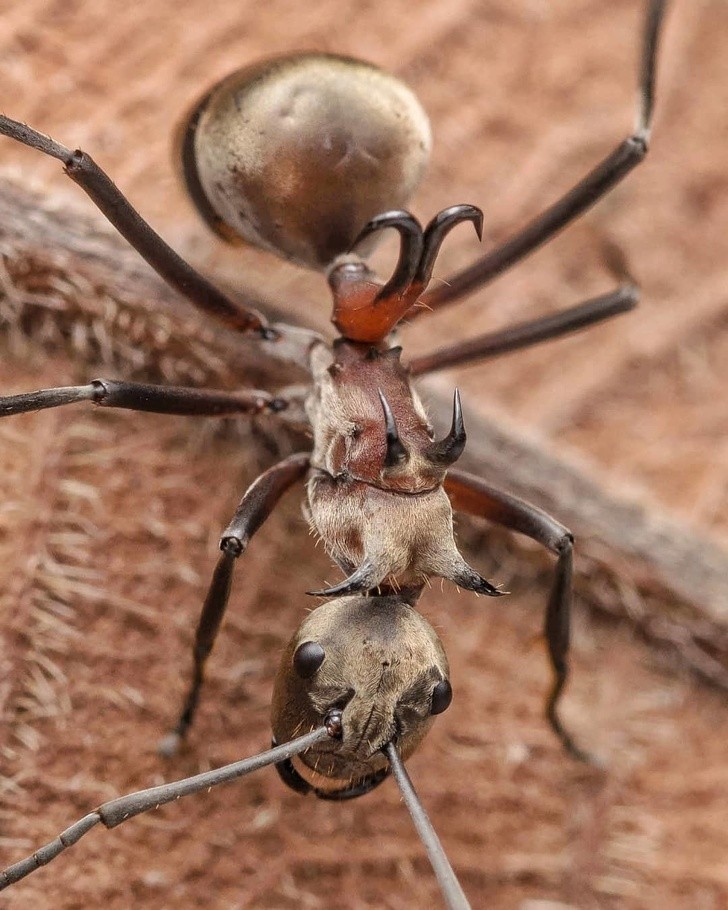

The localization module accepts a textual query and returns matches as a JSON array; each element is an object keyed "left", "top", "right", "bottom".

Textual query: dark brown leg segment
[
  {"left": 411, "top": 0, "right": 668, "bottom": 315},
  {"left": 445, "top": 469, "right": 592, "bottom": 762},
  {"left": 0, "top": 115, "right": 277, "bottom": 337},
  {"left": 409, "top": 285, "right": 637, "bottom": 375},
  {"left": 0, "top": 379, "right": 286, "bottom": 418},
  {"left": 160, "top": 452, "right": 310, "bottom": 754}
]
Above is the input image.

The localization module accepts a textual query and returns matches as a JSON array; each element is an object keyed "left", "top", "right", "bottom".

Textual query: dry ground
[{"left": 0, "top": 1, "right": 727, "bottom": 908}]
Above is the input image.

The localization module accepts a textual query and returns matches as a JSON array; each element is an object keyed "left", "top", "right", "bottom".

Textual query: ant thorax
[{"left": 304, "top": 337, "right": 501, "bottom": 597}]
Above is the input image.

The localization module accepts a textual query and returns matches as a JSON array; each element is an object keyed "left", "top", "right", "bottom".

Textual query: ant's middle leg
[
  {"left": 0, "top": 115, "right": 276, "bottom": 337},
  {"left": 445, "top": 468, "right": 595, "bottom": 763},
  {"left": 160, "top": 452, "right": 310, "bottom": 755},
  {"left": 0, "top": 378, "right": 288, "bottom": 418}
]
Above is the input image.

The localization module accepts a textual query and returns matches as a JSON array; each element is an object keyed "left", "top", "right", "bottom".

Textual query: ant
[{"left": 0, "top": 2, "right": 668, "bottom": 907}]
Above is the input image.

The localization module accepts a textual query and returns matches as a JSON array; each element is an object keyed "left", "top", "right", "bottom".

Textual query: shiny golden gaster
[{"left": 177, "top": 53, "right": 432, "bottom": 269}]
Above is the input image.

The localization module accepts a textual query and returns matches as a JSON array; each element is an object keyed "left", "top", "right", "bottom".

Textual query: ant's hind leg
[
  {"left": 159, "top": 452, "right": 309, "bottom": 756},
  {"left": 445, "top": 468, "right": 597, "bottom": 764},
  {"left": 0, "top": 115, "right": 276, "bottom": 337},
  {"left": 411, "top": 0, "right": 668, "bottom": 316}
]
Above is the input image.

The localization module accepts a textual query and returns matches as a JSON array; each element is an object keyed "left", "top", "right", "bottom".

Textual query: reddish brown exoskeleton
[{"left": 0, "top": 3, "right": 669, "bottom": 906}]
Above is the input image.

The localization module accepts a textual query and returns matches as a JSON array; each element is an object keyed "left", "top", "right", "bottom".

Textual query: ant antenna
[
  {"left": 384, "top": 741, "right": 471, "bottom": 910},
  {"left": 0, "top": 727, "right": 330, "bottom": 890}
]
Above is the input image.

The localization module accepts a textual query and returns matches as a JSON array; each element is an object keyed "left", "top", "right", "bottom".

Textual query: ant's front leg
[
  {"left": 160, "top": 452, "right": 309, "bottom": 756},
  {"left": 445, "top": 468, "right": 595, "bottom": 764}
]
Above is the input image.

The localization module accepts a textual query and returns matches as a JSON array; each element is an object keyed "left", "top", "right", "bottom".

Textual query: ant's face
[{"left": 272, "top": 595, "right": 451, "bottom": 791}]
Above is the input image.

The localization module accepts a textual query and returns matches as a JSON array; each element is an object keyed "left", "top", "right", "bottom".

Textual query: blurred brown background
[{"left": 0, "top": 0, "right": 727, "bottom": 908}]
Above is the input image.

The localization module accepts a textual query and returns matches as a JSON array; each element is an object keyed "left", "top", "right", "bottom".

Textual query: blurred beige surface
[{"left": 1, "top": 1, "right": 727, "bottom": 908}]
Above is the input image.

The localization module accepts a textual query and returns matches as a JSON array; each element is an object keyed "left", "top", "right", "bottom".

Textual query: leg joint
[
  {"left": 64, "top": 148, "right": 90, "bottom": 174},
  {"left": 220, "top": 536, "right": 243, "bottom": 558},
  {"left": 629, "top": 132, "right": 649, "bottom": 158},
  {"left": 89, "top": 379, "right": 109, "bottom": 404}
]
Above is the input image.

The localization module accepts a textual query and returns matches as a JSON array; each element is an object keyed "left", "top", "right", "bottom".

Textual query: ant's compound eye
[
  {"left": 430, "top": 679, "right": 453, "bottom": 715},
  {"left": 293, "top": 641, "right": 326, "bottom": 678}
]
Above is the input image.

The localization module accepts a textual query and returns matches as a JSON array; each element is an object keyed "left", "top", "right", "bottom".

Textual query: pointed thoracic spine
[
  {"left": 378, "top": 389, "right": 409, "bottom": 467},
  {"left": 423, "top": 389, "right": 465, "bottom": 467},
  {"left": 304, "top": 339, "right": 500, "bottom": 598}
]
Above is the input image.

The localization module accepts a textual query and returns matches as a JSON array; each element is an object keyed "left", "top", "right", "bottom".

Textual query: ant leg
[
  {"left": 0, "top": 379, "right": 288, "bottom": 418},
  {"left": 411, "top": 0, "right": 668, "bottom": 316},
  {"left": 0, "top": 116, "right": 276, "bottom": 337},
  {"left": 409, "top": 284, "right": 636, "bottom": 375},
  {"left": 160, "top": 452, "right": 310, "bottom": 755},
  {"left": 444, "top": 468, "right": 595, "bottom": 764}
]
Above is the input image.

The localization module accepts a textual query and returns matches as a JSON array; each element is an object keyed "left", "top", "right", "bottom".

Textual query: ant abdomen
[
  {"left": 271, "top": 595, "right": 451, "bottom": 799},
  {"left": 177, "top": 53, "right": 432, "bottom": 270}
]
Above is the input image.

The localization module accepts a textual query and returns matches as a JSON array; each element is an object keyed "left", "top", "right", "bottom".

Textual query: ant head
[
  {"left": 177, "top": 53, "right": 431, "bottom": 270},
  {"left": 271, "top": 595, "right": 451, "bottom": 798}
]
